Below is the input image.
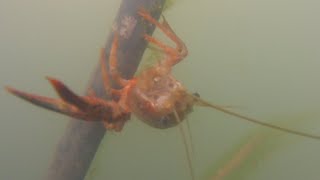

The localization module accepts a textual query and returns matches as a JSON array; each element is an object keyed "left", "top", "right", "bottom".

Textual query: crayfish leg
[
  {"left": 99, "top": 48, "right": 122, "bottom": 98},
  {"left": 138, "top": 8, "right": 188, "bottom": 66},
  {"left": 108, "top": 33, "right": 129, "bottom": 87}
]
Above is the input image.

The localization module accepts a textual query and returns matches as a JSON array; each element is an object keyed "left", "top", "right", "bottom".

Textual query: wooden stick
[{"left": 46, "top": 1, "right": 165, "bottom": 179}]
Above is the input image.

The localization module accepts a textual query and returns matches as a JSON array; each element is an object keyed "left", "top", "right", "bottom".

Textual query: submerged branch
[{"left": 46, "top": 1, "right": 165, "bottom": 180}]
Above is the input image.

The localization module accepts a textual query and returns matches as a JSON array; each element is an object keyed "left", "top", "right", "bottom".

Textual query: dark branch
[{"left": 46, "top": 1, "right": 166, "bottom": 179}]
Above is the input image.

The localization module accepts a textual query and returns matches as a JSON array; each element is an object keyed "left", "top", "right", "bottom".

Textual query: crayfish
[{"left": 6, "top": 8, "right": 320, "bottom": 180}]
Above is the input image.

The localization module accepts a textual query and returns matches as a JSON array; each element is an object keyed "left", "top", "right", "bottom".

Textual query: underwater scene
[{"left": 1, "top": 0, "right": 320, "bottom": 180}]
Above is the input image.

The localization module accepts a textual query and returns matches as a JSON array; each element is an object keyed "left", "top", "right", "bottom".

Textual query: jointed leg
[
  {"left": 161, "top": 15, "right": 188, "bottom": 58},
  {"left": 100, "top": 48, "right": 122, "bottom": 98},
  {"left": 143, "top": 35, "right": 178, "bottom": 58},
  {"left": 138, "top": 9, "right": 188, "bottom": 65},
  {"left": 109, "top": 33, "right": 129, "bottom": 87},
  {"left": 139, "top": 9, "right": 180, "bottom": 45}
]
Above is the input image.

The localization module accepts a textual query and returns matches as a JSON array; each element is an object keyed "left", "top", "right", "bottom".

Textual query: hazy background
[{"left": 1, "top": 0, "right": 320, "bottom": 179}]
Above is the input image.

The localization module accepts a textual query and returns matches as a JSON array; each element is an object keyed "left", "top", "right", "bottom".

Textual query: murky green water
[{"left": 1, "top": 0, "right": 320, "bottom": 180}]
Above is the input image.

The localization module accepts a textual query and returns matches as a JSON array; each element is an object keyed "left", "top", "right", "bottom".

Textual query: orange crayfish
[{"left": 6, "top": 8, "right": 320, "bottom": 180}]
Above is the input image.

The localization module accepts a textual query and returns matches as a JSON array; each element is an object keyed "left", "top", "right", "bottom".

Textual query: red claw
[
  {"left": 5, "top": 77, "right": 130, "bottom": 131},
  {"left": 46, "top": 76, "right": 89, "bottom": 110},
  {"left": 5, "top": 85, "right": 68, "bottom": 115}
]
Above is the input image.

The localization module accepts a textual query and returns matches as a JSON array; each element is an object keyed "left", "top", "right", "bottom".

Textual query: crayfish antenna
[
  {"left": 192, "top": 95, "right": 320, "bottom": 140},
  {"left": 46, "top": 76, "right": 89, "bottom": 110},
  {"left": 5, "top": 86, "right": 69, "bottom": 114},
  {"left": 173, "top": 109, "right": 195, "bottom": 180}
]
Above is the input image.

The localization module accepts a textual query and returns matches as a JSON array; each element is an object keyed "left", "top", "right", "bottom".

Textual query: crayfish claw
[
  {"left": 46, "top": 76, "right": 89, "bottom": 110},
  {"left": 5, "top": 86, "right": 67, "bottom": 114}
]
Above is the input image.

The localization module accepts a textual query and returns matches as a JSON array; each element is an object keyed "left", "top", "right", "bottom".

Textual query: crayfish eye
[{"left": 193, "top": 92, "right": 200, "bottom": 97}]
